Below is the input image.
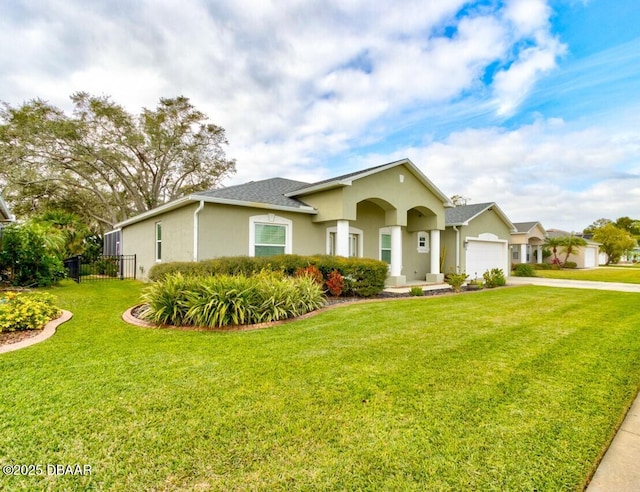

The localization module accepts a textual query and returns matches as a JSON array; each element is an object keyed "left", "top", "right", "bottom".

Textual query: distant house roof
[
  {"left": 446, "top": 202, "right": 515, "bottom": 231},
  {"left": 0, "top": 194, "right": 14, "bottom": 223},
  {"left": 512, "top": 222, "right": 543, "bottom": 234}
]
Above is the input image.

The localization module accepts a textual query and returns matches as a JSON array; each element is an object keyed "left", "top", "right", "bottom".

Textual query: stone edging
[
  {"left": 0, "top": 310, "right": 73, "bottom": 354},
  {"left": 122, "top": 302, "right": 361, "bottom": 332},
  {"left": 121, "top": 293, "right": 456, "bottom": 333}
]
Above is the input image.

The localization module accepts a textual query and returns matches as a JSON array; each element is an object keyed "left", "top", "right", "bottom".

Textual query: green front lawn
[
  {"left": 1, "top": 280, "right": 639, "bottom": 490},
  {"left": 534, "top": 266, "right": 640, "bottom": 284}
]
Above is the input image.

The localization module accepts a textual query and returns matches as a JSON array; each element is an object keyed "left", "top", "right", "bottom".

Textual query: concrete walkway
[{"left": 508, "top": 275, "right": 640, "bottom": 490}]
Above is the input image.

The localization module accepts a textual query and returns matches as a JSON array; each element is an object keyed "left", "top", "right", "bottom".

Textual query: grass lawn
[
  {"left": 1, "top": 280, "right": 639, "bottom": 490},
  {"left": 534, "top": 266, "right": 640, "bottom": 284}
]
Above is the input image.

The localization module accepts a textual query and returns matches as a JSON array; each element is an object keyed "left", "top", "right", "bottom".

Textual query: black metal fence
[{"left": 64, "top": 255, "right": 137, "bottom": 283}]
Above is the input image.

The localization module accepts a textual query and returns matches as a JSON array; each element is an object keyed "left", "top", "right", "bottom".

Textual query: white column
[
  {"left": 390, "top": 225, "right": 402, "bottom": 277},
  {"left": 536, "top": 245, "right": 543, "bottom": 263},
  {"left": 335, "top": 220, "right": 350, "bottom": 257},
  {"left": 520, "top": 244, "right": 528, "bottom": 263},
  {"left": 430, "top": 229, "right": 441, "bottom": 275}
]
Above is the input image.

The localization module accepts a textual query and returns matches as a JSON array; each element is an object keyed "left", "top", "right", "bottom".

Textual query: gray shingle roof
[
  {"left": 445, "top": 202, "right": 494, "bottom": 225},
  {"left": 194, "top": 177, "right": 312, "bottom": 209},
  {"left": 512, "top": 222, "right": 540, "bottom": 233}
]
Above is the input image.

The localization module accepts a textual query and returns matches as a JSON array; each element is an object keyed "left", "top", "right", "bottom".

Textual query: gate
[{"left": 64, "top": 255, "right": 137, "bottom": 283}]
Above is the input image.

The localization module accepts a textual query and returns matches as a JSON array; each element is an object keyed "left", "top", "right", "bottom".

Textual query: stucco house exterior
[
  {"left": 546, "top": 229, "right": 600, "bottom": 268},
  {"left": 510, "top": 221, "right": 547, "bottom": 265},
  {"left": 442, "top": 202, "right": 515, "bottom": 280},
  {"left": 111, "top": 159, "right": 515, "bottom": 284},
  {"left": 0, "top": 193, "right": 15, "bottom": 227}
]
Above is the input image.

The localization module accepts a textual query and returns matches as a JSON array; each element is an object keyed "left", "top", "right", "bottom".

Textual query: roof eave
[
  {"left": 115, "top": 195, "right": 317, "bottom": 229},
  {"left": 286, "top": 158, "right": 454, "bottom": 207}
]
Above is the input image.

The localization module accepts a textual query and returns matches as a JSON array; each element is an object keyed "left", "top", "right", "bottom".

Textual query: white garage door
[
  {"left": 465, "top": 235, "right": 507, "bottom": 278},
  {"left": 584, "top": 246, "right": 598, "bottom": 268}
]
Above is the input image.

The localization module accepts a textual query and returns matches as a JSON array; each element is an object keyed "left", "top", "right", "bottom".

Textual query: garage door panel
[{"left": 465, "top": 240, "right": 506, "bottom": 277}]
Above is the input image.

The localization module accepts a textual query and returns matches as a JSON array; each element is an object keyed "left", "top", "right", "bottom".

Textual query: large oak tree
[{"left": 0, "top": 93, "right": 236, "bottom": 231}]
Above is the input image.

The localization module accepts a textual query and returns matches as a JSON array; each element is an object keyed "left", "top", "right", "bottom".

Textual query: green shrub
[
  {"left": 564, "top": 261, "right": 578, "bottom": 269},
  {"left": 0, "top": 224, "right": 66, "bottom": 287},
  {"left": 409, "top": 286, "right": 424, "bottom": 296},
  {"left": 147, "top": 255, "right": 388, "bottom": 297},
  {"left": 513, "top": 263, "right": 536, "bottom": 277},
  {"left": 139, "top": 272, "right": 326, "bottom": 328},
  {"left": 483, "top": 268, "right": 506, "bottom": 288},
  {"left": 446, "top": 272, "right": 468, "bottom": 293},
  {"left": 0, "top": 291, "right": 61, "bottom": 332},
  {"left": 533, "top": 263, "right": 552, "bottom": 270}
]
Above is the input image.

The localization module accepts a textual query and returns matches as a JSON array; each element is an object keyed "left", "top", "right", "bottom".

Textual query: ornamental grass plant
[{"left": 139, "top": 271, "right": 326, "bottom": 328}]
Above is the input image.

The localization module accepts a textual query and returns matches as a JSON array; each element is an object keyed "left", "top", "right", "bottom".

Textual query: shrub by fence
[{"left": 148, "top": 255, "right": 388, "bottom": 297}]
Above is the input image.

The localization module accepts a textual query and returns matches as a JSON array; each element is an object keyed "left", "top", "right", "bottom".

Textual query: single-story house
[
  {"left": 546, "top": 229, "right": 600, "bottom": 268},
  {"left": 111, "top": 159, "right": 514, "bottom": 284},
  {"left": 510, "top": 222, "right": 547, "bottom": 265},
  {"left": 0, "top": 193, "right": 15, "bottom": 227},
  {"left": 442, "top": 202, "right": 515, "bottom": 280}
]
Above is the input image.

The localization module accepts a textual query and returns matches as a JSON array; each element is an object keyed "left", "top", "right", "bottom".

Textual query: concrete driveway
[{"left": 508, "top": 276, "right": 640, "bottom": 293}]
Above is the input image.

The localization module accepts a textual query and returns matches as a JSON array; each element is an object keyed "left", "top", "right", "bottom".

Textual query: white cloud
[
  {"left": 2, "top": 0, "right": 634, "bottom": 232},
  {"left": 386, "top": 117, "right": 640, "bottom": 230}
]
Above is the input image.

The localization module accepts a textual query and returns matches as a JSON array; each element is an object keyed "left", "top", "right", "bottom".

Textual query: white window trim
[
  {"left": 155, "top": 221, "right": 162, "bottom": 263},
  {"left": 249, "top": 214, "right": 292, "bottom": 257},
  {"left": 379, "top": 227, "right": 391, "bottom": 264},
  {"left": 417, "top": 231, "right": 429, "bottom": 253},
  {"left": 326, "top": 226, "right": 363, "bottom": 257}
]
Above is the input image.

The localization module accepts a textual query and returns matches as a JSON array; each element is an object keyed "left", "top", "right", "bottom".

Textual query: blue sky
[{"left": 1, "top": 0, "right": 639, "bottom": 231}]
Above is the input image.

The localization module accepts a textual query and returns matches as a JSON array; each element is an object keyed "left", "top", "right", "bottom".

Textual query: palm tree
[
  {"left": 544, "top": 236, "right": 564, "bottom": 265},
  {"left": 560, "top": 234, "right": 588, "bottom": 265}
]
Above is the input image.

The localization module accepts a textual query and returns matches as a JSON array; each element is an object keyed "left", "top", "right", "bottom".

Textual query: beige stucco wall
[
  {"left": 122, "top": 204, "right": 198, "bottom": 279},
  {"left": 301, "top": 164, "right": 445, "bottom": 229},
  {"left": 196, "top": 203, "right": 325, "bottom": 259}
]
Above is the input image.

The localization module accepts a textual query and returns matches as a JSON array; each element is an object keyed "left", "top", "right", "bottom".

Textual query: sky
[{"left": 1, "top": 0, "right": 639, "bottom": 231}]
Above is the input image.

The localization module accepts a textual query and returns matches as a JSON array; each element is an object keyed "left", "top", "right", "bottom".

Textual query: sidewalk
[{"left": 586, "top": 394, "right": 640, "bottom": 491}]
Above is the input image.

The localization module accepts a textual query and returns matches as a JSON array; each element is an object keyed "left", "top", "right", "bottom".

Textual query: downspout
[
  {"left": 193, "top": 200, "right": 205, "bottom": 262},
  {"left": 453, "top": 226, "right": 460, "bottom": 273}
]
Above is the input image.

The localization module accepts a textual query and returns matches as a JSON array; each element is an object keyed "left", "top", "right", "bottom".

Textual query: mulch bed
[
  {"left": 0, "top": 329, "right": 43, "bottom": 347},
  {"left": 127, "top": 286, "right": 459, "bottom": 332}
]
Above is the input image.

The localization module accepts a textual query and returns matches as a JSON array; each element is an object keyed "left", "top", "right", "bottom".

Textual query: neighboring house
[
  {"left": 546, "top": 228, "right": 600, "bottom": 268},
  {"left": 510, "top": 222, "right": 547, "bottom": 265},
  {"left": 443, "top": 202, "right": 515, "bottom": 280},
  {"left": 0, "top": 193, "right": 15, "bottom": 227},
  {"left": 114, "top": 159, "right": 466, "bottom": 285}
]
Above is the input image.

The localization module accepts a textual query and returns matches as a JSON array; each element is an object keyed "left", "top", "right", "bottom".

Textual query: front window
[
  {"left": 249, "top": 214, "right": 292, "bottom": 257},
  {"left": 254, "top": 223, "right": 286, "bottom": 257},
  {"left": 155, "top": 222, "right": 162, "bottom": 262},
  {"left": 380, "top": 231, "right": 391, "bottom": 264},
  {"left": 326, "top": 226, "right": 363, "bottom": 257}
]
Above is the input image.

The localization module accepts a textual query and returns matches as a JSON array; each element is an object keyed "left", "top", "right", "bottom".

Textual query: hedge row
[
  {"left": 148, "top": 255, "right": 388, "bottom": 297},
  {"left": 139, "top": 272, "right": 325, "bottom": 328}
]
